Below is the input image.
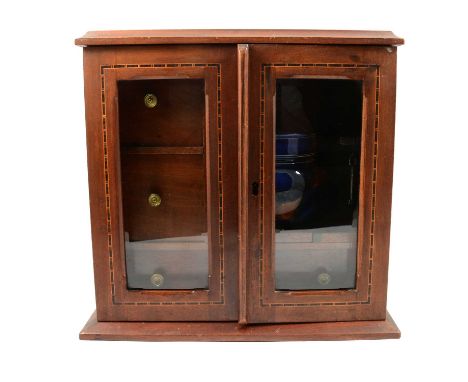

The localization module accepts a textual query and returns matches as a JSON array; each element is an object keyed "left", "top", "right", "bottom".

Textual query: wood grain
[
  {"left": 238, "top": 44, "right": 249, "bottom": 324},
  {"left": 118, "top": 77, "right": 205, "bottom": 147},
  {"left": 121, "top": 154, "right": 207, "bottom": 241},
  {"left": 122, "top": 146, "right": 203, "bottom": 155},
  {"left": 80, "top": 310, "right": 400, "bottom": 341},
  {"left": 75, "top": 29, "right": 404, "bottom": 46}
]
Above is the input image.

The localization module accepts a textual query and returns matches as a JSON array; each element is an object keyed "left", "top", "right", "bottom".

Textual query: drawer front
[
  {"left": 118, "top": 78, "right": 205, "bottom": 147},
  {"left": 121, "top": 154, "right": 207, "bottom": 242},
  {"left": 125, "top": 235, "right": 209, "bottom": 290},
  {"left": 275, "top": 226, "right": 357, "bottom": 290}
]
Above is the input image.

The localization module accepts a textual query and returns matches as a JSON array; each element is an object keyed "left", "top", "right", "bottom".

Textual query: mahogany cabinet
[{"left": 76, "top": 30, "right": 404, "bottom": 341}]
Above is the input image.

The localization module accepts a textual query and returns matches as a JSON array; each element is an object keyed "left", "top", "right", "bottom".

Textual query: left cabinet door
[{"left": 83, "top": 46, "right": 238, "bottom": 321}]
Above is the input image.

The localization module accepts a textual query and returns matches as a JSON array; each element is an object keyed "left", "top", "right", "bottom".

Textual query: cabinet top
[{"left": 75, "top": 29, "right": 404, "bottom": 47}]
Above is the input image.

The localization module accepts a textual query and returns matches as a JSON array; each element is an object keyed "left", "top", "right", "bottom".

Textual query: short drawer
[
  {"left": 121, "top": 154, "right": 207, "bottom": 242},
  {"left": 125, "top": 235, "right": 209, "bottom": 290},
  {"left": 118, "top": 78, "right": 205, "bottom": 147},
  {"left": 275, "top": 225, "right": 357, "bottom": 290}
]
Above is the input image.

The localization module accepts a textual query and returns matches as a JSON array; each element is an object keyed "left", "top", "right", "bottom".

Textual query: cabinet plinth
[{"left": 80, "top": 311, "right": 400, "bottom": 341}]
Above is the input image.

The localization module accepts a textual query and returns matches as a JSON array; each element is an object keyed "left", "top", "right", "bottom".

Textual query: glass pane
[
  {"left": 274, "top": 79, "right": 362, "bottom": 290},
  {"left": 118, "top": 78, "right": 209, "bottom": 290}
]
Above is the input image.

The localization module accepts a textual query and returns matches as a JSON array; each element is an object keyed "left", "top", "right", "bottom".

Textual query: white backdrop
[{"left": 1, "top": 0, "right": 467, "bottom": 380}]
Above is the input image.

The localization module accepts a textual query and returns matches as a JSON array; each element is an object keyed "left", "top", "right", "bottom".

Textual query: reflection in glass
[
  {"left": 118, "top": 79, "right": 209, "bottom": 290},
  {"left": 274, "top": 79, "right": 362, "bottom": 290}
]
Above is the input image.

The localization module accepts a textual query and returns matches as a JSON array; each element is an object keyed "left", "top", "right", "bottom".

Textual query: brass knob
[
  {"left": 144, "top": 93, "right": 158, "bottom": 108},
  {"left": 150, "top": 273, "right": 164, "bottom": 287},
  {"left": 148, "top": 193, "right": 162, "bottom": 207},
  {"left": 318, "top": 273, "right": 331, "bottom": 286}
]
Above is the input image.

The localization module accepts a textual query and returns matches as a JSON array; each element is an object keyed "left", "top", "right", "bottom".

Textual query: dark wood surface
[
  {"left": 122, "top": 146, "right": 203, "bottom": 155},
  {"left": 118, "top": 77, "right": 205, "bottom": 147},
  {"left": 121, "top": 154, "right": 207, "bottom": 241},
  {"left": 80, "top": 310, "right": 400, "bottom": 341},
  {"left": 76, "top": 29, "right": 404, "bottom": 46},
  {"left": 238, "top": 44, "right": 249, "bottom": 324}
]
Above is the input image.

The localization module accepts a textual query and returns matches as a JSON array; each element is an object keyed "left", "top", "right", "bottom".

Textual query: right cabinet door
[{"left": 244, "top": 44, "right": 397, "bottom": 323}]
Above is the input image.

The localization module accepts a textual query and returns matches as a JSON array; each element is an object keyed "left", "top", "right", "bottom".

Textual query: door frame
[
  {"left": 241, "top": 44, "right": 397, "bottom": 323},
  {"left": 83, "top": 45, "right": 239, "bottom": 321}
]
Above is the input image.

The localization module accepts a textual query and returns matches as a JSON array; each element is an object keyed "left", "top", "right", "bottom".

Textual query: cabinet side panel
[
  {"left": 369, "top": 47, "right": 398, "bottom": 315},
  {"left": 83, "top": 47, "right": 114, "bottom": 320}
]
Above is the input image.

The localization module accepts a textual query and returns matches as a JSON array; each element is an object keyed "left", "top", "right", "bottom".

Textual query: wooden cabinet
[{"left": 76, "top": 30, "right": 404, "bottom": 341}]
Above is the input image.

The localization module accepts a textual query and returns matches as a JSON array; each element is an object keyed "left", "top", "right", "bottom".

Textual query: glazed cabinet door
[
  {"left": 241, "top": 44, "right": 397, "bottom": 323},
  {"left": 84, "top": 46, "right": 238, "bottom": 321}
]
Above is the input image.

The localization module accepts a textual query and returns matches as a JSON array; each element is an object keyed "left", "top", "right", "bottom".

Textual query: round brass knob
[
  {"left": 150, "top": 273, "right": 164, "bottom": 287},
  {"left": 317, "top": 272, "right": 331, "bottom": 286},
  {"left": 148, "top": 193, "right": 162, "bottom": 207},
  {"left": 144, "top": 93, "right": 158, "bottom": 108}
]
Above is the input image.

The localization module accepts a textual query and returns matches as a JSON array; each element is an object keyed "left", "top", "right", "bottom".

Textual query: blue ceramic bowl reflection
[
  {"left": 275, "top": 133, "right": 316, "bottom": 220},
  {"left": 275, "top": 169, "right": 305, "bottom": 215}
]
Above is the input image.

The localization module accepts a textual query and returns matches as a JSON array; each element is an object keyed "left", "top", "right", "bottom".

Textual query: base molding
[{"left": 80, "top": 311, "right": 400, "bottom": 341}]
